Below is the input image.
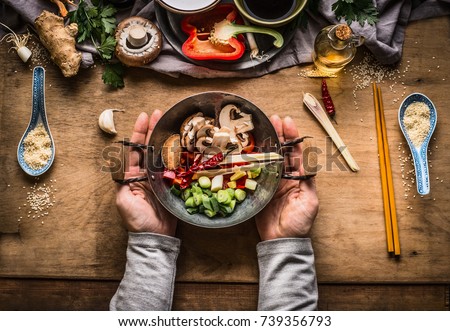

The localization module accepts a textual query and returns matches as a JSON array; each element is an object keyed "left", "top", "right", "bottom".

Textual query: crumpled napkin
[{"left": 1, "top": 0, "right": 449, "bottom": 78}]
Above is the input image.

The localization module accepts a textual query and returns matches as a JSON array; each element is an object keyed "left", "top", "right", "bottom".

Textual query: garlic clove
[{"left": 98, "top": 109, "right": 124, "bottom": 134}]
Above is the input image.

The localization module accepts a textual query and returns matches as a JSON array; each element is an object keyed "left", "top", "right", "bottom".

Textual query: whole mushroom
[{"left": 115, "top": 16, "right": 162, "bottom": 67}]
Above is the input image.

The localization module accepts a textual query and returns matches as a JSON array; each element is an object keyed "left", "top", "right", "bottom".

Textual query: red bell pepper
[
  {"left": 181, "top": 4, "right": 283, "bottom": 61},
  {"left": 181, "top": 4, "right": 245, "bottom": 61}
]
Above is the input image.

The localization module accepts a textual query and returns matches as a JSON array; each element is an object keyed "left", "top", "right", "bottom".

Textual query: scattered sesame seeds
[{"left": 17, "top": 180, "right": 58, "bottom": 225}]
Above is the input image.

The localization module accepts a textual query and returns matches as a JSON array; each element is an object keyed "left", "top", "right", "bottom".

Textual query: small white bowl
[{"left": 156, "top": 0, "right": 221, "bottom": 14}]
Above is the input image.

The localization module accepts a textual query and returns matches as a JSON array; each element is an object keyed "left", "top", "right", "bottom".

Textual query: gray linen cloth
[{"left": 1, "top": 0, "right": 449, "bottom": 78}]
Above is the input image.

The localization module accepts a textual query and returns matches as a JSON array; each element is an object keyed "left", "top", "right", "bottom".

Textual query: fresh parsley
[
  {"left": 298, "top": 0, "right": 378, "bottom": 30},
  {"left": 332, "top": 0, "right": 379, "bottom": 26},
  {"left": 68, "top": 0, "right": 124, "bottom": 88},
  {"left": 102, "top": 63, "right": 125, "bottom": 88}
]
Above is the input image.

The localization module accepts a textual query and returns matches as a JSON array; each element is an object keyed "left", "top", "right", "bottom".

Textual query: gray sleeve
[
  {"left": 257, "top": 238, "right": 318, "bottom": 311},
  {"left": 110, "top": 232, "right": 181, "bottom": 311}
]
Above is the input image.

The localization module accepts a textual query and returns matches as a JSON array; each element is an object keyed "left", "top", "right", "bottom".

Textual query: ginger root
[{"left": 35, "top": 10, "right": 82, "bottom": 77}]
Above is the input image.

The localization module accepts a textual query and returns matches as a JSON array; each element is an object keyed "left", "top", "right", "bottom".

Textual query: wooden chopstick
[{"left": 373, "top": 82, "right": 400, "bottom": 256}]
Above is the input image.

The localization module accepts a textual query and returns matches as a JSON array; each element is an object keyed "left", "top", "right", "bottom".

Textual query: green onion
[
  {"left": 198, "top": 176, "right": 211, "bottom": 189},
  {"left": 235, "top": 189, "right": 247, "bottom": 202}
]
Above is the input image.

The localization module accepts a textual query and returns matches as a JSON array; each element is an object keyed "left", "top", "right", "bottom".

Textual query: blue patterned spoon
[
  {"left": 17, "top": 66, "right": 55, "bottom": 176},
  {"left": 398, "top": 93, "right": 437, "bottom": 195}
]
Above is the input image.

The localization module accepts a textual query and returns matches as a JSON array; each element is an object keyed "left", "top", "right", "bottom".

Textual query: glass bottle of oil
[{"left": 312, "top": 24, "right": 364, "bottom": 74}]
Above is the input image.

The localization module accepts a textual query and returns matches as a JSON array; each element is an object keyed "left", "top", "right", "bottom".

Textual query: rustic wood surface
[
  {"left": 0, "top": 279, "right": 447, "bottom": 311},
  {"left": 0, "top": 15, "right": 449, "bottom": 310}
]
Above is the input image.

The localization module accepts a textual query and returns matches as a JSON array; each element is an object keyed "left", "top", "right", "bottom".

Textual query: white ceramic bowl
[{"left": 156, "top": 0, "right": 221, "bottom": 14}]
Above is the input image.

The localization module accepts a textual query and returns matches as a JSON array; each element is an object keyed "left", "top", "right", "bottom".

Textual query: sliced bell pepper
[
  {"left": 181, "top": 4, "right": 283, "bottom": 61},
  {"left": 181, "top": 4, "right": 244, "bottom": 61}
]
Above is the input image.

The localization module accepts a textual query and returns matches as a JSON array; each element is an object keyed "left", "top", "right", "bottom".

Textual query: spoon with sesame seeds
[
  {"left": 398, "top": 93, "right": 437, "bottom": 195},
  {"left": 17, "top": 66, "right": 55, "bottom": 176}
]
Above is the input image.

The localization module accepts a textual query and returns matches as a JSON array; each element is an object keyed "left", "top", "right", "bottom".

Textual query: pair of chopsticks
[{"left": 373, "top": 82, "right": 400, "bottom": 256}]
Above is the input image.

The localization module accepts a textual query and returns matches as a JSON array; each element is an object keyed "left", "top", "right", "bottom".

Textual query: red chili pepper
[
  {"left": 176, "top": 152, "right": 225, "bottom": 189},
  {"left": 181, "top": 4, "right": 245, "bottom": 61},
  {"left": 321, "top": 79, "right": 336, "bottom": 120}
]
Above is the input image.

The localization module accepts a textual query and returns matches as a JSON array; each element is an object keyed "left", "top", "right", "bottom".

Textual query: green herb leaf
[
  {"left": 102, "top": 63, "right": 125, "bottom": 88},
  {"left": 332, "top": 0, "right": 379, "bottom": 26},
  {"left": 68, "top": 0, "right": 125, "bottom": 88},
  {"left": 97, "top": 35, "right": 117, "bottom": 60},
  {"left": 100, "top": 5, "right": 117, "bottom": 19},
  {"left": 101, "top": 16, "right": 117, "bottom": 35}
]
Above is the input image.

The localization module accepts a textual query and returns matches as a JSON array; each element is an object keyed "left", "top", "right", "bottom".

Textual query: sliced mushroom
[
  {"left": 237, "top": 132, "right": 250, "bottom": 148},
  {"left": 162, "top": 134, "right": 181, "bottom": 170},
  {"left": 195, "top": 125, "right": 218, "bottom": 153},
  {"left": 211, "top": 128, "right": 232, "bottom": 151},
  {"left": 180, "top": 113, "right": 205, "bottom": 152},
  {"left": 219, "top": 104, "right": 254, "bottom": 134}
]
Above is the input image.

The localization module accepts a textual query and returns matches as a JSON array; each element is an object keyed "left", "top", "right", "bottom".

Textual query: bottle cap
[{"left": 335, "top": 24, "right": 352, "bottom": 41}]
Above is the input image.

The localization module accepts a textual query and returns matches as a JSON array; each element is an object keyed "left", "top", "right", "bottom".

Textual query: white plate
[{"left": 156, "top": 0, "right": 221, "bottom": 14}]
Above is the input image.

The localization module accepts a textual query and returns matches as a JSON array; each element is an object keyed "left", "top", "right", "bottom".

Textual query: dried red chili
[
  {"left": 177, "top": 152, "right": 225, "bottom": 189},
  {"left": 321, "top": 79, "right": 336, "bottom": 120}
]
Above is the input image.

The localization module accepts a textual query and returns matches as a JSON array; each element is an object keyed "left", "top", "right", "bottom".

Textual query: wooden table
[{"left": 0, "top": 15, "right": 449, "bottom": 310}]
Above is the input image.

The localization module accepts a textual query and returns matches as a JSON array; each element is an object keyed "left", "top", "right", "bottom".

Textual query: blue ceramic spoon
[
  {"left": 398, "top": 93, "right": 437, "bottom": 195},
  {"left": 17, "top": 66, "right": 55, "bottom": 176}
]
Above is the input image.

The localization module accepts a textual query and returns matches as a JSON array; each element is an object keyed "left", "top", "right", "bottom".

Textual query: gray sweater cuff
[
  {"left": 110, "top": 232, "right": 181, "bottom": 311},
  {"left": 257, "top": 238, "right": 318, "bottom": 311}
]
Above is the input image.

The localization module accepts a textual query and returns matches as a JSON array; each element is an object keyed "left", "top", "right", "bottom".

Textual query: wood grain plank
[
  {"left": 0, "top": 17, "right": 449, "bottom": 283},
  {"left": 0, "top": 278, "right": 447, "bottom": 311}
]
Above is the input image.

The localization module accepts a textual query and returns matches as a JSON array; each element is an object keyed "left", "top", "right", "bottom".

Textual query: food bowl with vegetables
[{"left": 146, "top": 92, "right": 312, "bottom": 228}]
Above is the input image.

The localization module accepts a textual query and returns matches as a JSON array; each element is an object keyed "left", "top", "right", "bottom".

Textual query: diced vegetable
[
  {"left": 217, "top": 189, "right": 232, "bottom": 204},
  {"left": 171, "top": 168, "right": 257, "bottom": 218},
  {"left": 245, "top": 178, "right": 258, "bottom": 191},
  {"left": 202, "top": 194, "right": 212, "bottom": 211},
  {"left": 204, "top": 209, "right": 217, "bottom": 218},
  {"left": 247, "top": 167, "right": 262, "bottom": 179},
  {"left": 185, "top": 196, "right": 196, "bottom": 208},
  {"left": 226, "top": 188, "right": 235, "bottom": 199},
  {"left": 186, "top": 207, "right": 198, "bottom": 214},
  {"left": 193, "top": 192, "right": 203, "bottom": 206},
  {"left": 198, "top": 176, "right": 211, "bottom": 189},
  {"left": 181, "top": 188, "right": 192, "bottom": 201},
  {"left": 210, "top": 196, "right": 220, "bottom": 213},
  {"left": 234, "top": 188, "right": 247, "bottom": 202},
  {"left": 170, "top": 185, "right": 181, "bottom": 196},
  {"left": 220, "top": 204, "right": 234, "bottom": 214},
  {"left": 229, "top": 199, "right": 236, "bottom": 211},
  {"left": 211, "top": 175, "right": 224, "bottom": 192},
  {"left": 230, "top": 171, "right": 246, "bottom": 181}
]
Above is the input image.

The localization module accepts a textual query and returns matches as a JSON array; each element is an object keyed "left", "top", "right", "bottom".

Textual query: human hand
[
  {"left": 256, "top": 115, "right": 319, "bottom": 241},
  {"left": 115, "top": 110, "right": 177, "bottom": 236}
]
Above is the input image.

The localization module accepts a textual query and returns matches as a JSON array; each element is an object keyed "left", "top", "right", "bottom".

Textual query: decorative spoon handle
[
  {"left": 32, "top": 66, "right": 48, "bottom": 126},
  {"left": 411, "top": 145, "right": 431, "bottom": 195}
]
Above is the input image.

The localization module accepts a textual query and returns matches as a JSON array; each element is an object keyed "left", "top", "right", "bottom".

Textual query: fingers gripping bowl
[{"left": 147, "top": 92, "right": 292, "bottom": 228}]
